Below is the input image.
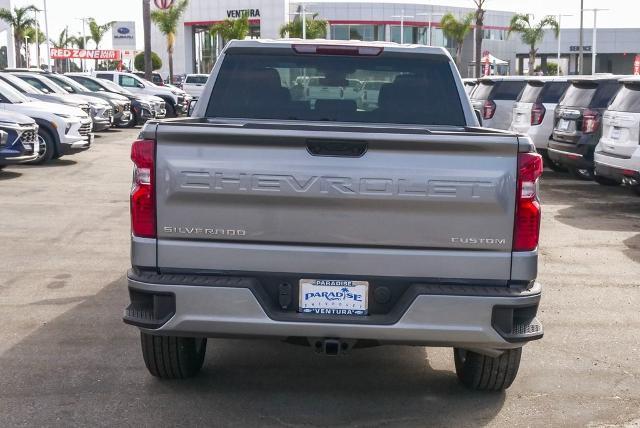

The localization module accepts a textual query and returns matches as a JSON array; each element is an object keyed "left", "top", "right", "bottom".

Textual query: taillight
[
  {"left": 292, "top": 44, "right": 383, "bottom": 56},
  {"left": 530, "top": 102, "right": 546, "bottom": 126},
  {"left": 483, "top": 100, "right": 496, "bottom": 120},
  {"left": 582, "top": 109, "right": 600, "bottom": 134},
  {"left": 513, "top": 151, "right": 543, "bottom": 252},
  {"left": 130, "top": 139, "right": 156, "bottom": 238}
]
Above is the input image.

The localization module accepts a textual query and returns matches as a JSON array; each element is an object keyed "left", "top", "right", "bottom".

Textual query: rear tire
[
  {"left": 453, "top": 348, "right": 522, "bottom": 391},
  {"left": 568, "top": 166, "right": 594, "bottom": 181},
  {"left": 28, "top": 130, "right": 55, "bottom": 165},
  {"left": 124, "top": 111, "right": 138, "bottom": 128},
  {"left": 166, "top": 103, "right": 177, "bottom": 118},
  {"left": 594, "top": 175, "right": 621, "bottom": 186},
  {"left": 544, "top": 155, "right": 568, "bottom": 172},
  {"left": 140, "top": 332, "right": 207, "bottom": 379}
]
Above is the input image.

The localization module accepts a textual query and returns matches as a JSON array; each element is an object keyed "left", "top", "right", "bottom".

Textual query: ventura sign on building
[{"left": 226, "top": 9, "right": 260, "bottom": 18}]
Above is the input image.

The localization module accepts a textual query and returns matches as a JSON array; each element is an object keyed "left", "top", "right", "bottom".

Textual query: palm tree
[
  {"left": 151, "top": 0, "right": 189, "bottom": 84},
  {"left": 508, "top": 14, "right": 559, "bottom": 75},
  {"left": 50, "top": 27, "right": 72, "bottom": 72},
  {"left": 143, "top": 0, "right": 152, "bottom": 80},
  {"left": 87, "top": 18, "right": 115, "bottom": 69},
  {"left": 25, "top": 25, "right": 45, "bottom": 68},
  {"left": 0, "top": 5, "right": 37, "bottom": 68},
  {"left": 209, "top": 15, "right": 249, "bottom": 48},
  {"left": 472, "top": 0, "right": 487, "bottom": 78},
  {"left": 279, "top": 13, "right": 327, "bottom": 39},
  {"left": 70, "top": 34, "right": 91, "bottom": 71},
  {"left": 440, "top": 13, "right": 473, "bottom": 70}
]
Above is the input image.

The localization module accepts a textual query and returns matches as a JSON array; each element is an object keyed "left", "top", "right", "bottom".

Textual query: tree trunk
[
  {"left": 456, "top": 44, "right": 463, "bottom": 71},
  {"left": 168, "top": 51, "right": 174, "bottom": 84},
  {"left": 474, "top": 10, "right": 485, "bottom": 78},
  {"left": 528, "top": 48, "right": 535, "bottom": 76},
  {"left": 143, "top": 0, "right": 152, "bottom": 80},
  {"left": 14, "top": 37, "right": 22, "bottom": 68}
]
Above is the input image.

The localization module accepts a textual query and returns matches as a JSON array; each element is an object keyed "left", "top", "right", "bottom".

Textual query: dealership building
[{"left": 151, "top": 0, "right": 519, "bottom": 78}]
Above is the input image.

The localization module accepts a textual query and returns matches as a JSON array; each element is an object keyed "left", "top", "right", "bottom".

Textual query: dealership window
[
  {"left": 483, "top": 28, "right": 505, "bottom": 40},
  {"left": 330, "top": 24, "right": 384, "bottom": 41},
  {"left": 192, "top": 22, "right": 260, "bottom": 74},
  {"left": 194, "top": 26, "right": 217, "bottom": 75}
]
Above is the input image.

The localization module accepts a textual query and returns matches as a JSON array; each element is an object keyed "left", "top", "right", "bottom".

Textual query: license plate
[
  {"left": 299, "top": 279, "right": 368, "bottom": 316},
  {"left": 558, "top": 119, "right": 571, "bottom": 131},
  {"left": 611, "top": 127, "right": 621, "bottom": 140}
]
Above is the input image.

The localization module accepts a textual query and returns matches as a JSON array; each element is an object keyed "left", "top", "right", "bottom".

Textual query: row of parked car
[
  {"left": 464, "top": 74, "right": 640, "bottom": 195},
  {"left": 0, "top": 69, "right": 193, "bottom": 168}
]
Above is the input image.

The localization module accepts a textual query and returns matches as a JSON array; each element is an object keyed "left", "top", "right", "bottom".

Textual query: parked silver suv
[
  {"left": 510, "top": 77, "right": 570, "bottom": 170},
  {"left": 594, "top": 76, "right": 640, "bottom": 193},
  {"left": 471, "top": 76, "right": 528, "bottom": 130}
]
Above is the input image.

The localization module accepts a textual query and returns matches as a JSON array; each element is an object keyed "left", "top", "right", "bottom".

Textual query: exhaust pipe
[{"left": 622, "top": 176, "right": 638, "bottom": 186}]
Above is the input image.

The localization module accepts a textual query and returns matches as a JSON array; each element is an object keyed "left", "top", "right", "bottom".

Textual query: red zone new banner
[{"left": 49, "top": 49, "right": 122, "bottom": 60}]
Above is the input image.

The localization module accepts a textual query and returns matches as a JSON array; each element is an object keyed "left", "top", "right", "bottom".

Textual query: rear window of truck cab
[
  {"left": 205, "top": 49, "right": 466, "bottom": 127},
  {"left": 608, "top": 83, "right": 640, "bottom": 113}
]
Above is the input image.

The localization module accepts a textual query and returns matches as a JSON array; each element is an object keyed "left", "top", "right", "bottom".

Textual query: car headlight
[
  {"left": 54, "top": 113, "right": 72, "bottom": 119},
  {"left": 140, "top": 102, "right": 151, "bottom": 110}
]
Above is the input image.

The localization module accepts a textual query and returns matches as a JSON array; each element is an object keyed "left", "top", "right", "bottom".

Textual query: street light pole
[
  {"left": 557, "top": 14, "right": 572, "bottom": 76},
  {"left": 584, "top": 8, "right": 608, "bottom": 74},
  {"left": 302, "top": 4, "right": 306, "bottom": 39},
  {"left": 578, "top": 0, "right": 584, "bottom": 74},
  {"left": 34, "top": 9, "right": 39, "bottom": 68},
  {"left": 43, "top": 0, "right": 51, "bottom": 71},
  {"left": 416, "top": 10, "right": 443, "bottom": 46},
  {"left": 290, "top": 4, "right": 315, "bottom": 40},
  {"left": 391, "top": 10, "right": 413, "bottom": 44}
]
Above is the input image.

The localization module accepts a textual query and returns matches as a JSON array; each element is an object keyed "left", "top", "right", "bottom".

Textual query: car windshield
[
  {"left": 18, "top": 74, "right": 69, "bottom": 95},
  {"left": 49, "top": 75, "right": 91, "bottom": 93},
  {"left": 0, "top": 80, "right": 31, "bottom": 103},
  {"left": 560, "top": 82, "right": 597, "bottom": 107},
  {"left": 186, "top": 75, "right": 208, "bottom": 84},
  {"left": 101, "top": 78, "right": 134, "bottom": 95},
  {"left": 0, "top": 73, "right": 42, "bottom": 95},
  {"left": 608, "top": 83, "right": 640, "bottom": 113},
  {"left": 207, "top": 50, "right": 466, "bottom": 126}
]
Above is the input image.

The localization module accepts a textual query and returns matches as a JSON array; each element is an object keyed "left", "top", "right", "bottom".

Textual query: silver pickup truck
[{"left": 124, "top": 40, "right": 544, "bottom": 391}]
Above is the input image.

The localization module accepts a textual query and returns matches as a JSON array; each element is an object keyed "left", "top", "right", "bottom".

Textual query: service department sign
[{"left": 113, "top": 21, "right": 136, "bottom": 50}]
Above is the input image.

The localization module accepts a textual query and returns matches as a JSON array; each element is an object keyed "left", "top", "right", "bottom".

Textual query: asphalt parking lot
[{"left": 1, "top": 127, "right": 639, "bottom": 427}]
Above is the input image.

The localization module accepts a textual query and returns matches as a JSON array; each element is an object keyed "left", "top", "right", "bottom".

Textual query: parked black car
[{"left": 548, "top": 76, "right": 622, "bottom": 180}]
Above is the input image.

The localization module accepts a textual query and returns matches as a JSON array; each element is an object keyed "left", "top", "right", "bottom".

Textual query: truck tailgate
[{"left": 155, "top": 123, "right": 519, "bottom": 280}]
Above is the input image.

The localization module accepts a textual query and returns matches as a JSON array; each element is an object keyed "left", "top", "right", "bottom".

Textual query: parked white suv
[
  {"left": 510, "top": 77, "right": 570, "bottom": 169},
  {"left": 0, "top": 80, "right": 92, "bottom": 163},
  {"left": 471, "top": 76, "right": 528, "bottom": 129},
  {"left": 182, "top": 74, "right": 208, "bottom": 99},
  {"left": 93, "top": 71, "right": 186, "bottom": 117},
  {"left": 594, "top": 76, "right": 640, "bottom": 193}
]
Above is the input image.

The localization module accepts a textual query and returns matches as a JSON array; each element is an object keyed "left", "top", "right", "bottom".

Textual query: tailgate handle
[{"left": 306, "top": 139, "right": 367, "bottom": 157}]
